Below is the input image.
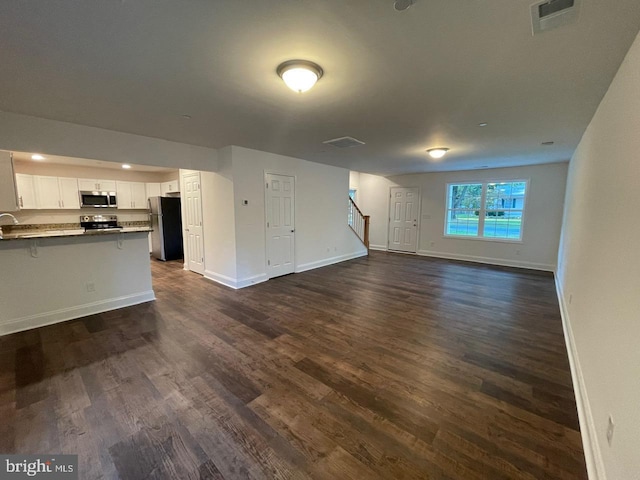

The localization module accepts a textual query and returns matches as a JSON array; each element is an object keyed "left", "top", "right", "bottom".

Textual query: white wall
[
  {"left": 358, "top": 162, "right": 568, "bottom": 271},
  {"left": 198, "top": 146, "right": 367, "bottom": 288},
  {"left": 0, "top": 232, "right": 154, "bottom": 335},
  {"left": 349, "top": 171, "right": 360, "bottom": 190},
  {"left": 0, "top": 110, "right": 218, "bottom": 172},
  {"left": 556, "top": 31, "right": 640, "bottom": 480},
  {"left": 199, "top": 148, "right": 238, "bottom": 284}
]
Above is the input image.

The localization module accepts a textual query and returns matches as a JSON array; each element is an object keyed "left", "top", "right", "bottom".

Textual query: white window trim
[{"left": 443, "top": 179, "right": 529, "bottom": 243}]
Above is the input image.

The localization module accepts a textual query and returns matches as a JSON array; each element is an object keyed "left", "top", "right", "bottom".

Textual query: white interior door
[
  {"left": 183, "top": 173, "right": 205, "bottom": 274},
  {"left": 266, "top": 173, "right": 295, "bottom": 278},
  {"left": 388, "top": 187, "right": 419, "bottom": 253}
]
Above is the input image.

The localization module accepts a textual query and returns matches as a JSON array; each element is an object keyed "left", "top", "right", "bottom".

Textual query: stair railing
[{"left": 348, "top": 196, "right": 370, "bottom": 253}]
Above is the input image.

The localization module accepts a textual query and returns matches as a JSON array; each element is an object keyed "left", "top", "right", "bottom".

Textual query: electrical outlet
[
  {"left": 607, "top": 415, "right": 615, "bottom": 446},
  {"left": 430, "top": 241, "right": 435, "bottom": 247},
  {"left": 86, "top": 282, "right": 95, "bottom": 292}
]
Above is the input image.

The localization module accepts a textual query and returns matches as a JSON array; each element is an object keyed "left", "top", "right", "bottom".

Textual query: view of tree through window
[{"left": 446, "top": 181, "right": 527, "bottom": 240}]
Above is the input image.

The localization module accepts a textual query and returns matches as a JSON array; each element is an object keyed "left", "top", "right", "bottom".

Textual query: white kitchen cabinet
[
  {"left": 15, "top": 174, "right": 37, "bottom": 209},
  {"left": 78, "top": 179, "right": 117, "bottom": 191},
  {"left": 116, "top": 181, "right": 147, "bottom": 209},
  {"left": 33, "top": 176, "right": 80, "bottom": 209},
  {"left": 146, "top": 182, "right": 161, "bottom": 199},
  {"left": 0, "top": 152, "right": 18, "bottom": 211},
  {"left": 58, "top": 177, "right": 80, "bottom": 209},
  {"left": 161, "top": 180, "right": 180, "bottom": 196},
  {"left": 34, "top": 176, "right": 61, "bottom": 209}
]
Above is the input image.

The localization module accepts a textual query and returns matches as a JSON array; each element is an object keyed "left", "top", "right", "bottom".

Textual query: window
[{"left": 445, "top": 180, "right": 527, "bottom": 240}]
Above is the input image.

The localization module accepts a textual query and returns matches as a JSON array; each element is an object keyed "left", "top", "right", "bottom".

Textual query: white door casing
[
  {"left": 183, "top": 173, "right": 205, "bottom": 274},
  {"left": 388, "top": 187, "right": 420, "bottom": 253},
  {"left": 265, "top": 173, "right": 295, "bottom": 278}
]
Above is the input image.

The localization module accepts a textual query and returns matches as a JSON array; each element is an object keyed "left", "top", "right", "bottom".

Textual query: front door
[
  {"left": 388, "top": 187, "right": 419, "bottom": 253},
  {"left": 183, "top": 173, "right": 205, "bottom": 274},
  {"left": 266, "top": 173, "right": 295, "bottom": 278}
]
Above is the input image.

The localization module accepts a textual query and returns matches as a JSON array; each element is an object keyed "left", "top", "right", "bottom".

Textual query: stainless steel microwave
[{"left": 79, "top": 191, "right": 117, "bottom": 208}]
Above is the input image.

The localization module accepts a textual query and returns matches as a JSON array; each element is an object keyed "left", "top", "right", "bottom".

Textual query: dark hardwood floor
[{"left": 0, "top": 251, "right": 587, "bottom": 479}]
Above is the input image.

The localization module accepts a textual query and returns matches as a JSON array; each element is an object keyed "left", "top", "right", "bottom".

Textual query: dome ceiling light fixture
[
  {"left": 427, "top": 148, "right": 450, "bottom": 159},
  {"left": 277, "top": 60, "right": 323, "bottom": 93},
  {"left": 394, "top": 0, "right": 414, "bottom": 11}
]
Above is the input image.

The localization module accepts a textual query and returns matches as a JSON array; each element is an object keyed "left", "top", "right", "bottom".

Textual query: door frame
[
  {"left": 264, "top": 171, "right": 297, "bottom": 278},
  {"left": 387, "top": 186, "right": 421, "bottom": 253},
  {"left": 181, "top": 171, "right": 205, "bottom": 273}
]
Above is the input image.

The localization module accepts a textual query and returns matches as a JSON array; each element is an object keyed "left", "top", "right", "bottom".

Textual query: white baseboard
[
  {"left": 236, "top": 273, "right": 269, "bottom": 289},
  {"left": 369, "top": 244, "right": 387, "bottom": 251},
  {"left": 0, "top": 290, "right": 156, "bottom": 337},
  {"left": 204, "top": 270, "right": 268, "bottom": 290},
  {"left": 555, "top": 276, "right": 606, "bottom": 480},
  {"left": 415, "top": 249, "right": 555, "bottom": 272},
  {"left": 205, "top": 251, "right": 367, "bottom": 288},
  {"left": 295, "top": 250, "right": 368, "bottom": 273}
]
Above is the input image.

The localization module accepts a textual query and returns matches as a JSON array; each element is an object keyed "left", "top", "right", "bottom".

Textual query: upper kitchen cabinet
[
  {"left": 34, "top": 176, "right": 60, "bottom": 209},
  {"left": 34, "top": 176, "right": 80, "bottom": 209},
  {"left": 15, "top": 174, "right": 37, "bottom": 209},
  {"left": 116, "top": 181, "right": 147, "bottom": 209},
  {"left": 161, "top": 180, "right": 180, "bottom": 196},
  {"left": 58, "top": 177, "right": 81, "bottom": 209},
  {"left": 0, "top": 151, "right": 18, "bottom": 211},
  {"left": 78, "top": 178, "right": 117, "bottom": 192},
  {"left": 146, "top": 182, "right": 161, "bottom": 199}
]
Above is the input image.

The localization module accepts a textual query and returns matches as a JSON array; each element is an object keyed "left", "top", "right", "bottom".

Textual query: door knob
[{"left": 291, "top": 229, "right": 295, "bottom": 233}]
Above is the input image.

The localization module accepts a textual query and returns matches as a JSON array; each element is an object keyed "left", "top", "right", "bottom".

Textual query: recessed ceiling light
[
  {"left": 542, "top": 141, "right": 555, "bottom": 145},
  {"left": 277, "top": 60, "right": 323, "bottom": 93},
  {"left": 122, "top": 164, "right": 132, "bottom": 169},
  {"left": 31, "top": 154, "right": 45, "bottom": 160},
  {"left": 427, "top": 148, "right": 450, "bottom": 159},
  {"left": 181, "top": 114, "right": 192, "bottom": 120},
  {"left": 478, "top": 123, "right": 488, "bottom": 127}
]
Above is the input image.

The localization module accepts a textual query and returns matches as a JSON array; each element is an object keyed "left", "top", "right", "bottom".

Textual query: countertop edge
[{"left": 0, "top": 229, "right": 153, "bottom": 241}]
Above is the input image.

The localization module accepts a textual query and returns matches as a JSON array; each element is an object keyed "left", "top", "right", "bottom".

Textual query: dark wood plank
[{"left": 0, "top": 251, "right": 587, "bottom": 479}]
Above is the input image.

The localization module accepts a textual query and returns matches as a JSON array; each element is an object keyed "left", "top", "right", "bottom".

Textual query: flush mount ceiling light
[
  {"left": 478, "top": 122, "right": 488, "bottom": 127},
  {"left": 427, "top": 148, "right": 450, "bottom": 159},
  {"left": 31, "top": 154, "right": 45, "bottom": 160},
  {"left": 122, "top": 164, "right": 132, "bottom": 169},
  {"left": 394, "top": 0, "right": 414, "bottom": 11},
  {"left": 277, "top": 60, "right": 323, "bottom": 93}
]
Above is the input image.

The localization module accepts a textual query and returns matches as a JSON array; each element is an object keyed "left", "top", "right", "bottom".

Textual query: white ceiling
[{"left": 0, "top": 0, "right": 639, "bottom": 176}]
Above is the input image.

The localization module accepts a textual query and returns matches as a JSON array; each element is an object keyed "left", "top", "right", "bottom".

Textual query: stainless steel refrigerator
[{"left": 149, "top": 197, "right": 184, "bottom": 261}]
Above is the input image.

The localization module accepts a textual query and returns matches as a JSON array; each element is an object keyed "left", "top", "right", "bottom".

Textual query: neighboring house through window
[{"left": 445, "top": 180, "right": 527, "bottom": 240}]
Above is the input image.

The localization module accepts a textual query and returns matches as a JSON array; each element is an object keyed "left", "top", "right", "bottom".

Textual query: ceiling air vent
[
  {"left": 322, "top": 136, "right": 366, "bottom": 148},
  {"left": 531, "top": 0, "right": 580, "bottom": 35}
]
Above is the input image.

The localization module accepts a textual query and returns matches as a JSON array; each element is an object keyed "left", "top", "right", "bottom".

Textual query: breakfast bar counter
[{"left": 0, "top": 230, "right": 155, "bottom": 336}]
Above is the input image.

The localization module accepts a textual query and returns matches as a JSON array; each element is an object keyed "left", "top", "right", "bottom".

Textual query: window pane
[
  {"left": 484, "top": 210, "right": 523, "bottom": 239},
  {"left": 447, "top": 209, "right": 479, "bottom": 236},
  {"left": 446, "top": 184, "right": 482, "bottom": 237},
  {"left": 487, "top": 181, "right": 526, "bottom": 211}
]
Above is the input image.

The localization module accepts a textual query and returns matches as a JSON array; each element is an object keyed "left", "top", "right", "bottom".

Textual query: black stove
[{"left": 80, "top": 215, "right": 122, "bottom": 232}]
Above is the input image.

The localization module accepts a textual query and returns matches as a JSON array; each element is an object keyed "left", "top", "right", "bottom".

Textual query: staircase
[{"left": 348, "top": 196, "right": 370, "bottom": 253}]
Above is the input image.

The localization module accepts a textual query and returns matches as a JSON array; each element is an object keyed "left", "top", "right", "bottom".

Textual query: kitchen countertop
[{"left": 0, "top": 227, "right": 152, "bottom": 241}]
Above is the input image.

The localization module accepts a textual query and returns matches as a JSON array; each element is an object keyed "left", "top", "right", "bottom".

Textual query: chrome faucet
[{"left": 0, "top": 213, "right": 19, "bottom": 239}]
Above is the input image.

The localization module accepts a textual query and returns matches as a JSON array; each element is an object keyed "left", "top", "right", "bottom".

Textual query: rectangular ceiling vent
[
  {"left": 531, "top": 0, "right": 580, "bottom": 35},
  {"left": 322, "top": 136, "right": 366, "bottom": 148}
]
